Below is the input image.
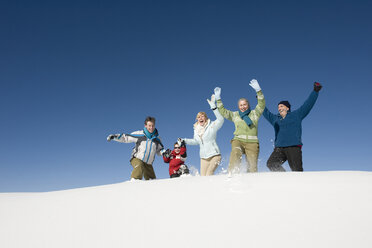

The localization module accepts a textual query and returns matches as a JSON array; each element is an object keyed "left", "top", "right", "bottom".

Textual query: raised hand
[
  {"left": 178, "top": 138, "right": 186, "bottom": 147},
  {"left": 207, "top": 94, "right": 216, "bottom": 109},
  {"left": 214, "top": 87, "right": 221, "bottom": 100},
  {"left": 249, "top": 79, "right": 261, "bottom": 92},
  {"left": 314, "top": 82, "right": 322, "bottom": 92},
  {"left": 177, "top": 138, "right": 184, "bottom": 147}
]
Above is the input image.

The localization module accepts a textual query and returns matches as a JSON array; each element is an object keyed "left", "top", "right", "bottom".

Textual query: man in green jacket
[{"left": 215, "top": 79, "right": 265, "bottom": 174}]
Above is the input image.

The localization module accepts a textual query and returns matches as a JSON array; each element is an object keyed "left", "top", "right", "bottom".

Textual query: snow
[{"left": 1, "top": 171, "right": 372, "bottom": 248}]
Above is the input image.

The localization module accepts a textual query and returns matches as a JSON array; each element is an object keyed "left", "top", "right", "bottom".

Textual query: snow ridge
[{"left": 1, "top": 171, "right": 372, "bottom": 248}]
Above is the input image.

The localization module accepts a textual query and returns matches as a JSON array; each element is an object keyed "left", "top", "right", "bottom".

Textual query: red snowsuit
[{"left": 163, "top": 147, "right": 187, "bottom": 176}]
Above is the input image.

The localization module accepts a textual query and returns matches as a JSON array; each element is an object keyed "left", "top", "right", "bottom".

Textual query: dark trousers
[{"left": 267, "top": 146, "right": 303, "bottom": 172}]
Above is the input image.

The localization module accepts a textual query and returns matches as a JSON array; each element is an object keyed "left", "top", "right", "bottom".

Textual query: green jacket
[{"left": 217, "top": 91, "right": 265, "bottom": 143}]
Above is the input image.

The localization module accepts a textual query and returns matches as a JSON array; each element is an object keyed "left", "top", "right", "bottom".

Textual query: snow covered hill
[{"left": 1, "top": 171, "right": 372, "bottom": 248}]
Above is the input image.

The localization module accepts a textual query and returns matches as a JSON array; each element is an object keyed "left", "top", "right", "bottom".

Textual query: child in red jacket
[{"left": 163, "top": 139, "right": 190, "bottom": 178}]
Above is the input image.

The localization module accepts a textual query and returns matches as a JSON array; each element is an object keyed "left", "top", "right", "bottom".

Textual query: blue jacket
[{"left": 263, "top": 90, "right": 319, "bottom": 147}]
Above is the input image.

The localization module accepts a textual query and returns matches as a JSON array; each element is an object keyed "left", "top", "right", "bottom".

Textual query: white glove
[
  {"left": 214, "top": 87, "right": 221, "bottom": 100},
  {"left": 177, "top": 138, "right": 184, "bottom": 146},
  {"left": 249, "top": 79, "right": 261, "bottom": 92},
  {"left": 207, "top": 94, "right": 216, "bottom": 109},
  {"left": 107, "top": 134, "right": 118, "bottom": 141}
]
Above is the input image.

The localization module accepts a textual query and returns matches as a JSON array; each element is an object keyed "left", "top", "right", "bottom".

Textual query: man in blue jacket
[{"left": 263, "top": 82, "right": 322, "bottom": 171}]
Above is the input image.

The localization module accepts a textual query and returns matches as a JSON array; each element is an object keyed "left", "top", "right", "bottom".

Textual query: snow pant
[
  {"left": 266, "top": 146, "right": 303, "bottom": 172},
  {"left": 130, "top": 157, "right": 156, "bottom": 180},
  {"left": 170, "top": 164, "right": 190, "bottom": 178},
  {"left": 228, "top": 140, "right": 259, "bottom": 173},
  {"left": 200, "top": 155, "right": 221, "bottom": 176}
]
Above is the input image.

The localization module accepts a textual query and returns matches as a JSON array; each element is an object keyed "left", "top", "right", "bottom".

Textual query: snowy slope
[{"left": 1, "top": 171, "right": 372, "bottom": 248}]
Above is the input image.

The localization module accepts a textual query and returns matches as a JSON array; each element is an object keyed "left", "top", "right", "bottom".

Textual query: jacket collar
[{"left": 143, "top": 128, "right": 159, "bottom": 140}]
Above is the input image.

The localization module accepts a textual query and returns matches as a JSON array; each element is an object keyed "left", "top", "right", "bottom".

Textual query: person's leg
[
  {"left": 170, "top": 173, "right": 180, "bottom": 178},
  {"left": 243, "top": 143, "right": 259, "bottom": 172},
  {"left": 266, "top": 148, "right": 287, "bottom": 172},
  {"left": 200, "top": 158, "right": 209, "bottom": 176},
  {"left": 228, "top": 140, "right": 244, "bottom": 174},
  {"left": 285, "top": 147, "right": 303, "bottom": 171},
  {"left": 130, "top": 158, "right": 144, "bottom": 179},
  {"left": 205, "top": 155, "right": 222, "bottom": 176},
  {"left": 142, "top": 162, "right": 156, "bottom": 180},
  {"left": 179, "top": 164, "right": 190, "bottom": 175}
]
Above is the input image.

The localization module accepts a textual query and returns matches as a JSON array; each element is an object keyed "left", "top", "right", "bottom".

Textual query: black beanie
[{"left": 278, "top": 100, "right": 291, "bottom": 110}]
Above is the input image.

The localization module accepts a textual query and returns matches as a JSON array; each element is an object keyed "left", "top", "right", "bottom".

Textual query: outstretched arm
[
  {"left": 156, "top": 138, "right": 165, "bottom": 156},
  {"left": 163, "top": 149, "right": 172, "bottom": 163},
  {"left": 107, "top": 133, "right": 138, "bottom": 143},
  {"left": 184, "top": 135, "right": 199, "bottom": 146}
]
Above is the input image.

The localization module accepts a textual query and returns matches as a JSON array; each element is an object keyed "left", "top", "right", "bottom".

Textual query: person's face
[
  {"left": 238, "top": 100, "right": 249, "bottom": 112},
  {"left": 197, "top": 114, "right": 207, "bottom": 126},
  {"left": 174, "top": 145, "right": 180, "bottom": 152},
  {"left": 145, "top": 121, "right": 155, "bottom": 133},
  {"left": 278, "top": 104, "right": 289, "bottom": 117}
]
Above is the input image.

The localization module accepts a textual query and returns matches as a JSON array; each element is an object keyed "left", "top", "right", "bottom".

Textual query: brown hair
[{"left": 144, "top": 116, "right": 156, "bottom": 125}]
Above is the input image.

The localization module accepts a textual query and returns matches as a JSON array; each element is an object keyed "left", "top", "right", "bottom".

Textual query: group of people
[{"left": 107, "top": 80, "right": 322, "bottom": 180}]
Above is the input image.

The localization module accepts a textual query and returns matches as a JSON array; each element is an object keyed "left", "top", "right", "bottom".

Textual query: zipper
[
  {"left": 146, "top": 139, "right": 153, "bottom": 163},
  {"left": 142, "top": 139, "right": 149, "bottom": 161}
]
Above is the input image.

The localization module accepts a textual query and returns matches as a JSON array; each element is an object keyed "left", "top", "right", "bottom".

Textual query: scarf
[
  {"left": 144, "top": 128, "right": 159, "bottom": 140},
  {"left": 239, "top": 109, "right": 253, "bottom": 127},
  {"left": 194, "top": 119, "right": 210, "bottom": 140}
]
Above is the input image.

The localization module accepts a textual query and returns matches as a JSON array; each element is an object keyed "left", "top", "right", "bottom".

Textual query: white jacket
[
  {"left": 113, "top": 130, "right": 163, "bottom": 165},
  {"left": 184, "top": 109, "right": 224, "bottom": 159}
]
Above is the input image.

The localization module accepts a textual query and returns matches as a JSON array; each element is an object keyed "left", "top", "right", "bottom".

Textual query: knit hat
[{"left": 278, "top": 100, "right": 291, "bottom": 111}]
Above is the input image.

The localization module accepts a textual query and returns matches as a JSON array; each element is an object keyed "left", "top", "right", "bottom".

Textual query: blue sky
[{"left": 1, "top": 0, "right": 371, "bottom": 192}]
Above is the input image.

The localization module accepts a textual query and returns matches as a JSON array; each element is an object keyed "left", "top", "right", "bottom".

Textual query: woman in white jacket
[{"left": 182, "top": 94, "right": 224, "bottom": 176}]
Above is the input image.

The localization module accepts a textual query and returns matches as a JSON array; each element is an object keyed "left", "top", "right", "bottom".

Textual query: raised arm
[
  {"left": 207, "top": 94, "right": 224, "bottom": 130},
  {"left": 179, "top": 146, "right": 187, "bottom": 159},
  {"left": 295, "top": 82, "right": 322, "bottom": 119},
  {"left": 263, "top": 107, "right": 277, "bottom": 126},
  {"left": 214, "top": 87, "right": 235, "bottom": 121},
  {"left": 211, "top": 108, "right": 224, "bottom": 130},
  {"left": 253, "top": 91, "right": 265, "bottom": 116},
  {"left": 249, "top": 79, "right": 266, "bottom": 118}
]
